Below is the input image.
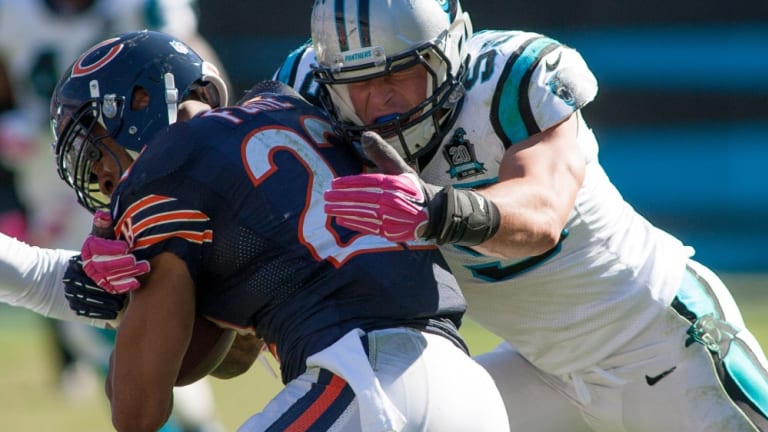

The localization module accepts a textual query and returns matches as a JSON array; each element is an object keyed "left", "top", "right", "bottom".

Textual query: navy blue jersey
[{"left": 110, "top": 92, "right": 467, "bottom": 383}]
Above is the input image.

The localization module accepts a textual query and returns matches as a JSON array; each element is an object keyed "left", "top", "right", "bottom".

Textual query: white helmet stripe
[
  {"left": 334, "top": 0, "right": 349, "bottom": 52},
  {"left": 358, "top": 0, "right": 371, "bottom": 47},
  {"left": 334, "top": 0, "right": 372, "bottom": 52}
]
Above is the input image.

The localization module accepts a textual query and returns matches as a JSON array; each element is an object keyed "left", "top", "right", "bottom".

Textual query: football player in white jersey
[
  {"left": 0, "top": 231, "right": 120, "bottom": 326},
  {"left": 273, "top": 0, "right": 768, "bottom": 430},
  {"left": 0, "top": 3, "right": 226, "bottom": 430}
]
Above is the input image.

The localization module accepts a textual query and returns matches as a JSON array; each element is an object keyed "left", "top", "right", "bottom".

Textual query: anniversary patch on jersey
[{"left": 443, "top": 128, "right": 485, "bottom": 180}]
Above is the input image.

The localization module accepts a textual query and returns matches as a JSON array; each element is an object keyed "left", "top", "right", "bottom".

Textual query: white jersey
[
  {"left": 0, "top": 233, "right": 111, "bottom": 327},
  {"left": 277, "top": 30, "right": 694, "bottom": 376}
]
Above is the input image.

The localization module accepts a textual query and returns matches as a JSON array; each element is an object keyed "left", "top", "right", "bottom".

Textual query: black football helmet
[{"left": 50, "top": 30, "right": 228, "bottom": 213}]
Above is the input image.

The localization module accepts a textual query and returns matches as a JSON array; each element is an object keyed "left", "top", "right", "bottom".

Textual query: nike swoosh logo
[
  {"left": 645, "top": 366, "right": 677, "bottom": 386},
  {"left": 544, "top": 52, "right": 562, "bottom": 72}
]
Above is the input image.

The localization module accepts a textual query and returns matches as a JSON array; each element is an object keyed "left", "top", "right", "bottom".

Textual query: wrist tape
[{"left": 425, "top": 186, "right": 500, "bottom": 246}]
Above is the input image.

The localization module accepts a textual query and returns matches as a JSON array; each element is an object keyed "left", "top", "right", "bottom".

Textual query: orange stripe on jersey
[
  {"left": 132, "top": 230, "right": 213, "bottom": 250},
  {"left": 130, "top": 210, "right": 210, "bottom": 237},
  {"left": 284, "top": 375, "right": 347, "bottom": 432},
  {"left": 267, "top": 342, "right": 280, "bottom": 363},
  {"left": 115, "top": 194, "right": 175, "bottom": 230}
]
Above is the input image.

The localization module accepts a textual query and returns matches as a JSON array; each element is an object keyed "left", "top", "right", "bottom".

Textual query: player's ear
[{"left": 131, "top": 87, "right": 150, "bottom": 110}]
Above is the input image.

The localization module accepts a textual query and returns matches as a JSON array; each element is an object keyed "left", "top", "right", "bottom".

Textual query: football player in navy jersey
[
  {"left": 50, "top": 30, "right": 508, "bottom": 431},
  {"left": 0, "top": 2, "right": 229, "bottom": 430},
  {"left": 272, "top": 0, "right": 768, "bottom": 430}
]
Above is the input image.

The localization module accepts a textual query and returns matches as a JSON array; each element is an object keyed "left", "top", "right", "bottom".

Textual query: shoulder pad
[{"left": 472, "top": 32, "right": 597, "bottom": 147}]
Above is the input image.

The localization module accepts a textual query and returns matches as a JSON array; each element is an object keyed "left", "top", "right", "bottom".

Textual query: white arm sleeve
[{"left": 0, "top": 233, "right": 112, "bottom": 327}]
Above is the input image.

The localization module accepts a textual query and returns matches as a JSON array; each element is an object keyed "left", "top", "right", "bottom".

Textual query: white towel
[{"left": 306, "top": 328, "right": 406, "bottom": 432}]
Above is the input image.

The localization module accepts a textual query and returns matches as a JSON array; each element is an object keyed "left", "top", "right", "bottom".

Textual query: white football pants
[
  {"left": 477, "top": 260, "right": 768, "bottom": 431},
  {"left": 239, "top": 327, "right": 509, "bottom": 432}
]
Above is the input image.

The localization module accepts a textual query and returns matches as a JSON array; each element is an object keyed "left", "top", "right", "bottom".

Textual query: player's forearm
[
  {"left": 111, "top": 252, "right": 193, "bottom": 430},
  {"left": 0, "top": 233, "right": 111, "bottom": 327},
  {"left": 471, "top": 115, "right": 584, "bottom": 259},
  {"left": 471, "top": 181, "right": 567, "bottom": 259}
]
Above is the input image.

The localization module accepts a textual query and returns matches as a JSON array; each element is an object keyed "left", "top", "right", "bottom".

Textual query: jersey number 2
[{"left": 242, "top": 116, "right": 405, "bottom": 267}]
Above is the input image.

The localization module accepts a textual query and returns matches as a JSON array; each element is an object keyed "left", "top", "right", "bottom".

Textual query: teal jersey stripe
[
  {"left": 676, "top": 269, "right": 720, "bottom": 319},
  {"left": 494, "top": 36, "right": 559, "bottom": 145},
  {"left": 725, "top": 341, "right": 768, "bottom": 418},
  {"left": 676, "top": 270, "right": 768, "bottom": 419},
  {"left": 453, "top": 177, "right": 499, "bottom": 189},
  {"left": 276, "top": 41, "right": 311, "bottom": 85}
]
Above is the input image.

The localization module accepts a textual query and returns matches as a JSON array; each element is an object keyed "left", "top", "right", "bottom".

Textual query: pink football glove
[
  {"left": 326, "top": 131, "right": 500, "bottom": 247},
  {"left": 80, "top": 211, "right": 150, "bottom": 294},
  {"left": 324, "top": 172, "right": 429, "bottom": 243}
]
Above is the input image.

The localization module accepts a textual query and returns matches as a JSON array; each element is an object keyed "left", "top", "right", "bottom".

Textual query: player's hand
[
  {"left": 324, "top": 131, "right": 442, "bottom": 243},
  {"left": 63, "top": 255, "right": 126, "bottom": 320},
  {"left": 81, "top": 211, "right": 150, "bottom": 294}
]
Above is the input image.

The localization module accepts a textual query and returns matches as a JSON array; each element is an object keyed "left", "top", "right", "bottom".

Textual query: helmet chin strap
[
  {"left": 164, "top": 72, "right": 179, "bottom": 125},
  {"left": 89, "top": 79, "right": 113, "bottom": 133},
  {"left": 163, "top": 63, "right": 229, "bottom": 127}
]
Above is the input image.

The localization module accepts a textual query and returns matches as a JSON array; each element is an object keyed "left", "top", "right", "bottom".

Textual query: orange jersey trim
[{"left": 284, "top": 374, "right": 348, "bottom": 432}]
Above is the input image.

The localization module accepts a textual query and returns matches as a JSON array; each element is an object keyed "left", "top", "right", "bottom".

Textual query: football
[{"left": 175, "top": 314, "right": 237, "bottom": 386}]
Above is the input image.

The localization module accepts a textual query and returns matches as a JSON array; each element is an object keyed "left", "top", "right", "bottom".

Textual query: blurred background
[
  {"left": 0, "top": 0, "right": 766, "bottom": 430},
  {"left": 199, "top": 0, "right": 768, "bottom": 271}
]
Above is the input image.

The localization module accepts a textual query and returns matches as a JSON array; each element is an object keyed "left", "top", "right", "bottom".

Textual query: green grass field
[{"left": 0, "top": 273, "right": 764, "bottom": 431}]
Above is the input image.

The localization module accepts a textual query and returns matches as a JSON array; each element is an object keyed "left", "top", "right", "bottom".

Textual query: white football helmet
[{"left": 311, "top": 0, "right": 473, "bottom": 163}]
